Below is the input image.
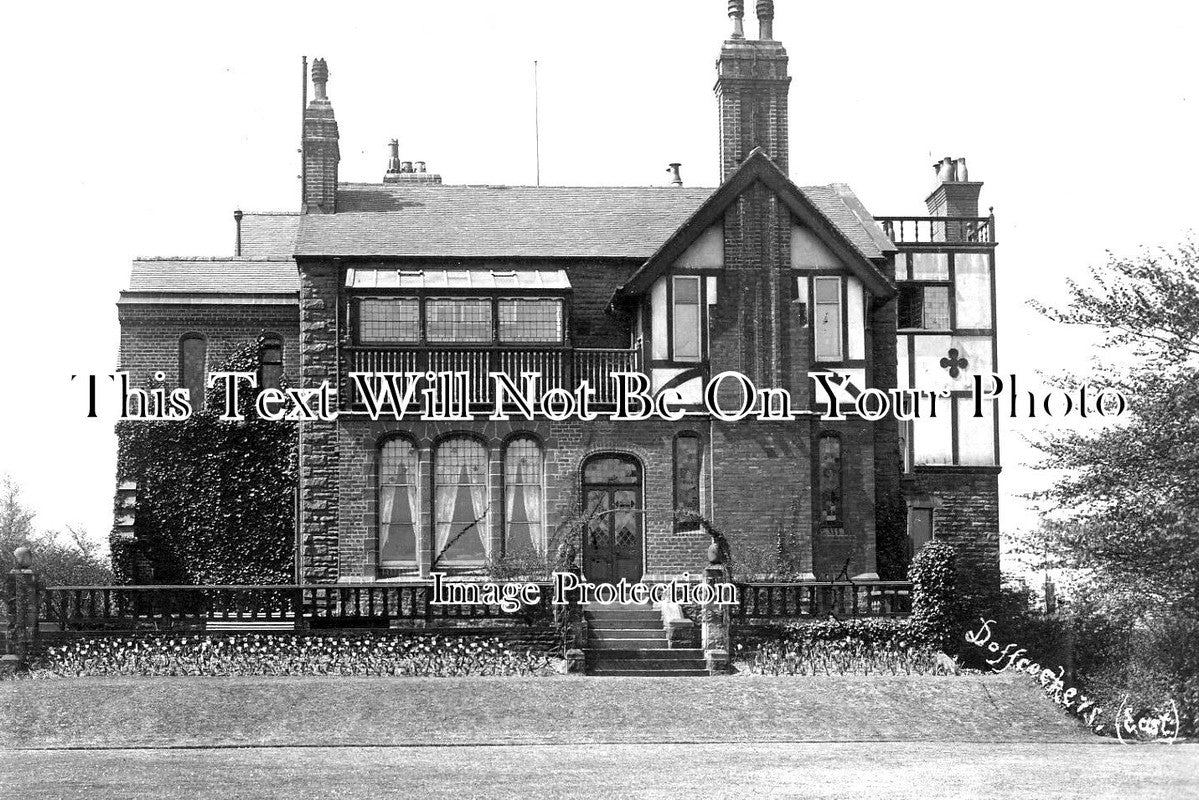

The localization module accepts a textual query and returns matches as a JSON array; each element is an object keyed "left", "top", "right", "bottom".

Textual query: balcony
[
  {"left": 345, "top": 346, "right": 640, "bottom": 407},
  {"left": 875, "top": 216, "right": 995, "bottom": 245}
]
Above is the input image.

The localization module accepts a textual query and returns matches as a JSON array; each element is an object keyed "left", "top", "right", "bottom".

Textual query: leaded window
[
  {"left": 819, "top": 433, "right": 843, "bottom": 524},
  {"left": 674, "top": 433, "right": 701, "bottom": 515},
  {"left": 499, "top": 299, "right": 562, "bottom": 343},
  {"left": 359, "top": 298, "right": 420, "bottom": 343},
  {"left": 426, "top": 299, "right": 493, "bottom": 343}
]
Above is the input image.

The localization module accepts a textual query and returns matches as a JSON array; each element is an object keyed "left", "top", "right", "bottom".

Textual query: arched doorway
[{"left": 581, "top": 454, "right": 644, "bottom": 584}]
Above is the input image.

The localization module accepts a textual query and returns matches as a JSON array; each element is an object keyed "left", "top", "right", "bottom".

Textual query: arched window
[
  {"left": 818, "top": 433, "right": 843, "bottom": 524},
  {"left": 673, "top": 432, "right": 702, "bottom": 515},
  {"left": 260, "top": 335, "right": 283, "bottom": 389},
  {"left": 503, "top": 437, "right": 544, "bottom": 554},
  {"left": 379, "top": 438, "right": 420, "bottom": 566},
  {"left": 433, "top": 437, "right": 490, "bottom": 565},
  {"left": 179, "top": 335, "right": 207, "bottom": 410}
]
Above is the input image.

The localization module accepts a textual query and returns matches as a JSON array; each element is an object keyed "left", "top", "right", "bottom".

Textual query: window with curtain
[
  {"left": 359, "top": 298, "right": 420, "bottom": 343},
  {"left": 813, "top": 277, "right": 842, "bottom": 361},
  {"left": 426, "top": 299, "right": 493, "bottom": 343},
  {"left": 179, "top": 335, "right": 207, "bottom": 410},
  {"left": 672, "top": 276, "right": 701, "bottom": 361},
  {"left": 379, "top": 438, "right": 420, "bottom": 566},
  {"left": 674, "top": 433, "right": 701, "bottom": 515},
  {"left": 434, "top": 437, "right": 490, "bottom": 564},
  {"left": 503, "top": 437, "right": 544, "bottom": 554},
  {"left": 260, "top": 336, "right": 283, "bottom": 389},
  {"left": 499, "top": 299, "right": 562, "bottom": 343},
  {"left": 818, "top": 433, "right": 843, "bottom": 524}
]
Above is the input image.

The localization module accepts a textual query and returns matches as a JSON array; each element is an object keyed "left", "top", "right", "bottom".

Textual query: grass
[
  {"left": 1, "top": 673, "right": 1095, "bottom": 750},
  {"left": 4, "top": 743, "right": 1197, "bottom": 800}
]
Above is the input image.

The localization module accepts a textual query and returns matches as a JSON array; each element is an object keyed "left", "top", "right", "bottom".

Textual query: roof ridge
[{"left": 132, "top": 256, "right": 295, "bottom": 263}]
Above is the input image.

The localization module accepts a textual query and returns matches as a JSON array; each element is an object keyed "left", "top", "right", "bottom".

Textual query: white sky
[{"left": 1, "top": 1, "right": 1196, "bottom": 575}]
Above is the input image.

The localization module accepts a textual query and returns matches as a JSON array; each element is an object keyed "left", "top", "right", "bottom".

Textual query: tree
[
  {"left": 0, "top": 474, "right": 112, "bottom": 585},
  {"left": 1028, "top": 236, "right": 1199, "bottom": 612}
]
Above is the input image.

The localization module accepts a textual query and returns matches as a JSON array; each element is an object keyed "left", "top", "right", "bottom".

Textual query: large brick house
[{"left": 115, "top": 1, "right": 1000, "bottom": 592}]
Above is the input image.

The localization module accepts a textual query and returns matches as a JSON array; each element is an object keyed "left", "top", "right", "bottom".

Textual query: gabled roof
[
  {"left": 123, "top": 258, "right": 299, "bottom": 299},
  {"left": 617, "top": 149, "right": 896, "bottom": 300},
  {"left": 239, "top": 213, "right": 300, "bottom": 258},
  {"left": 295, "top": 185, "right": 716, "bottom": 259}
]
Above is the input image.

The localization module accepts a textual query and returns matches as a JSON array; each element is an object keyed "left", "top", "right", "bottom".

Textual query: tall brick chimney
[
  {"left": 925, "top": 156, "right": 982, "bottom": 217},
  {"left": 714, "top": 0, "right": 790, "bottom": 179},
  {"left": 303, "top": 58, "right": 340, "bottom": 214}
]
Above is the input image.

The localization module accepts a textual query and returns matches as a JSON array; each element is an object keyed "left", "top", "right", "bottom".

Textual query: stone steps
[{"left": 583, "top": 605, "right": 709, "bottom": 676}]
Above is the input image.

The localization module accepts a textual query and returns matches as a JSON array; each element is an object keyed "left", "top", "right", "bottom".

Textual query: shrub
[
  {"left": 745, "top": 637, "right": 944, "bottom": 676},
  {"left": 909, "top": 540, "right": 957, "bottom": 650},
  {"left": 23, "top": 632, "right": 560, "bottom": 679}
]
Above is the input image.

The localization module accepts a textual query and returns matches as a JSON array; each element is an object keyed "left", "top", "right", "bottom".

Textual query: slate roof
[
  {"left": 294, "top": 185, "right": 715, "bottom": 259},
  {"left": 239, "top": 213, "right": 300, "bottom": 258},
  {"left": 126, "top": 258, "right": 299, "bottom": 294}
]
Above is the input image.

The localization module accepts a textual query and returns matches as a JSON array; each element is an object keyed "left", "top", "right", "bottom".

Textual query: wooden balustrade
[
  {"left": 875, "top": 216, "right": 994, "bottom": 245},
  {"left": 345, "top": 346, "right": 640, "bottom": 408}
]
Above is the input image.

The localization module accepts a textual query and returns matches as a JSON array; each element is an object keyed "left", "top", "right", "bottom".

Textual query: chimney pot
[
  {"left": 401, "top": 160, "right": 413, "bottom": 173},
  {"left": 387, "top": 139, "right": 402, "bottom": 175},
  {"left": 667, "top": 163, "right": 683, "bottom": 187},
  {"left": 311, "top": 58, "right": 329, "bottom": 101},
  {"left": 415, "top": 161, "right": 426, "bottom": 173},
  {"left": 755, "top": 0, "right": 774, "bottom": 40},
  {"left": 728, "top": 0, "right": 745, "bottom": 38}
]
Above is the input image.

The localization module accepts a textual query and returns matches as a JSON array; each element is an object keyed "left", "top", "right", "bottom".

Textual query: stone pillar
[
  {"left": 701, "top": 564, "right": 731, "bottom": 673},
  {"left": 1, "top": 547, "right": 40, "bottom": 674}
]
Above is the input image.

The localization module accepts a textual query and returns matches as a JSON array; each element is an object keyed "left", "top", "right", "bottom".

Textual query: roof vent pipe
[
  {"left": 667, "top": 163, "right": 683, "bottom": 187},
  {"left": 233, "top": 209, "right": 243, "bottom": 257}
]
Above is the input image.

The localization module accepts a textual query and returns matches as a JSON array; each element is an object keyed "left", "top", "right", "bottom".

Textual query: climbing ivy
[
  {"left": 908, "top": 540, "right": 957, "bottom": 650},
  {"left": 115, "top": 338, "right": 298, "bottom": 584}
]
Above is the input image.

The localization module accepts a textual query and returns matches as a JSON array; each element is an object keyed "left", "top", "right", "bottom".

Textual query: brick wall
[
  {"left": 117, "top": 303, "right": 299, "bottom": 391},
  {"left": 903, "top": 467, "right": 1001, "bottom": 597}
]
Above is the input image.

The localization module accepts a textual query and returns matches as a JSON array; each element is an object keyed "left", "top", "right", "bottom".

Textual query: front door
[{"left": 581, "top": 455, "right": 643, "bottom": 584}]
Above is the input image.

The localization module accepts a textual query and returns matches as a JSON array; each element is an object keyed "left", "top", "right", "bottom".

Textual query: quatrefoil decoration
[{"left": 939, "top": 348, "right": 968, "bottom": 379}]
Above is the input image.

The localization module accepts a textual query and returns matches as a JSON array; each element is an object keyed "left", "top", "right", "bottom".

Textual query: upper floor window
[
  {"left": 818, "top": 433, "right": 843, "bottom": 524},
  {"left": 504, "top": 437, "right": 544, "bottom": 554},
  {"left": 898, "top": 285, "right": 950, "bottom": 330},
  {"left": 179, "top": 335, "right": 207, "bottom": 410},
  {"left": 672, "top": 276, "right": 701, "bottom": 361},
  {"left": 360, "top": 299, "right": 420, "bottom": 343},
  {"left": 426, "top": 299, "right": 493, "bottom": 343},
  {"left": 499, "top": 299, "right": 562, "bottom": 343},
  {"left": 260, "top": 336, "right": 283, "bottom": 389},
  {"left": 379, "top": 438, "right": 420, "bottom": 566},
  {"left": 813, "top": 277, "right": 842, "bottom": 362}
]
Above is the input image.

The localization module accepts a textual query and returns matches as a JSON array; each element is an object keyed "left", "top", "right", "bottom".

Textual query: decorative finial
[
  {"left": 311, "top": 58, "right": 329, "bottom": 101},
  {"left": 756, "top": 0, "right": 774, "bottom": 40},
  {"left": 728, "top": 0, "right": 744, "bottom": 38}
]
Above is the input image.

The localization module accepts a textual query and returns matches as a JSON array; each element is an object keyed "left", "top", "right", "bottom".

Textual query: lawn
[
  {"left": 1, "top": 673, "right": 1093, "bottom": 749},
  {"left": 4, "top": 743, "right": 1197, "bottom": 800}
]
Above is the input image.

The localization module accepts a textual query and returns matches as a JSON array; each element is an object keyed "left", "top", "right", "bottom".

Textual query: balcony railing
[
  {"left": 875, "top": 216, "right": 994, "bottom": 245},
  {"left": 345, "top": 346, "right": 640, "bottom": 407}
]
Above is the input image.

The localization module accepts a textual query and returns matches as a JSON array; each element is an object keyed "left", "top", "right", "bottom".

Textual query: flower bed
[
  {"left": 743, "top": 638, "right": 947, "bottom": 676},
  {"left": 24, "top": 633, "right": 561, "bottom": 678}
]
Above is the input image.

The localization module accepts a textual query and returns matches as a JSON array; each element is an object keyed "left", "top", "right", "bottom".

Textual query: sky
[{"left": 1, "top": 1, "right": 1195, "bottom": 575}]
